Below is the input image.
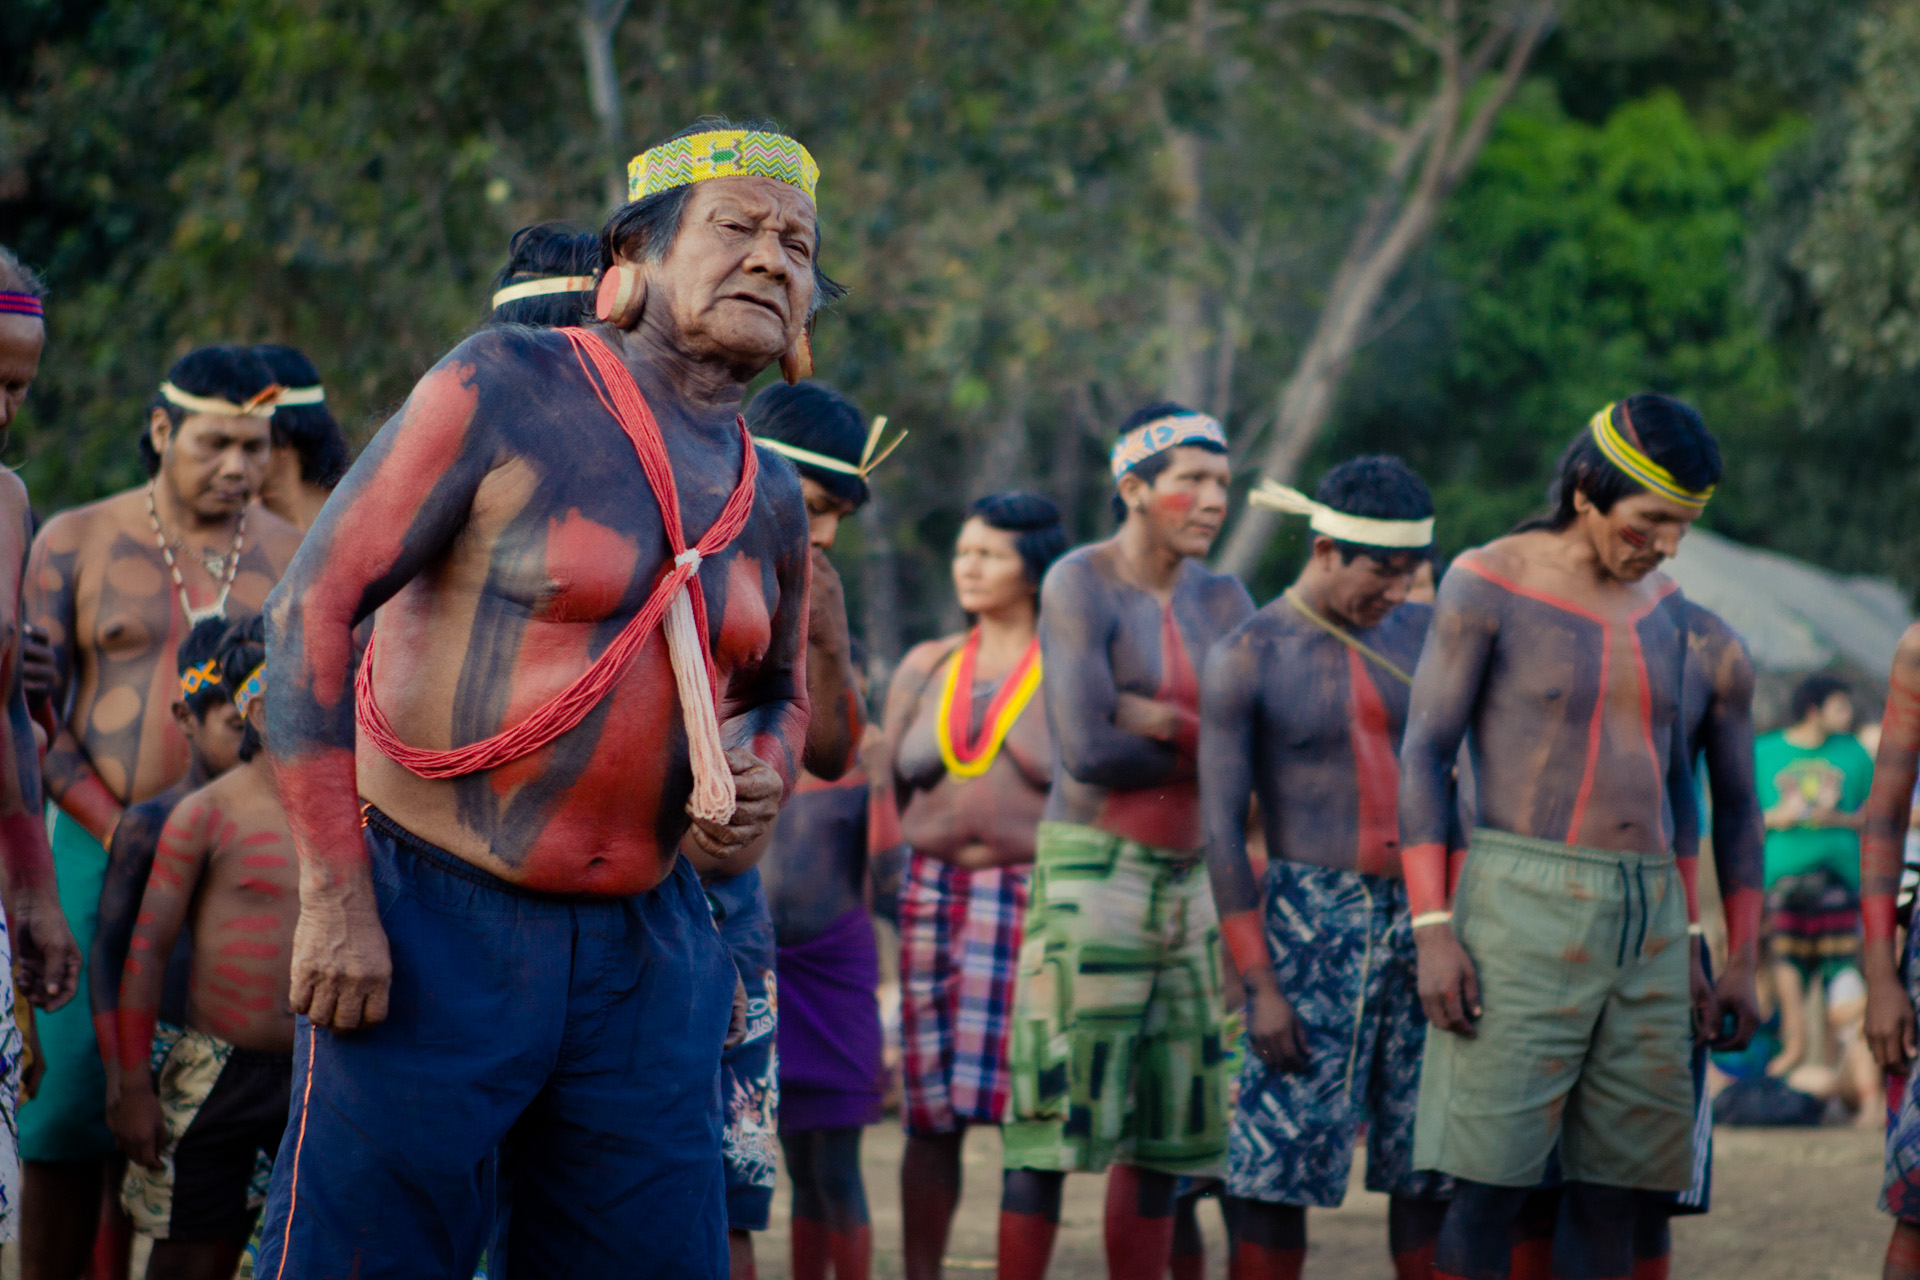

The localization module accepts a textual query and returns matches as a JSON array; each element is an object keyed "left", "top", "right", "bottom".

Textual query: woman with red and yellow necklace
[{"left": 880, "top": 492, "right": 1066, "bottom": 1280}]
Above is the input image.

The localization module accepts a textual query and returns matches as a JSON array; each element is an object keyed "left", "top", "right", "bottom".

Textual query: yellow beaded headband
[
  {"left": 178, "top": 659, "right": 222, "bottom": 699},
  {"left": 755, "top": 415, "right": 906, "bottom": 480},
  {"left": 628, "top": 130, "right": 820, "bottom": 204},
  {"left": 234, "top": 664, "right": 266, "bottom": 720},
  {"left": 491, "top": 276, "right": 597, "bottom": 310},
  {"left": 161, "top": 382, "right": 283, "bottom": 419},
  {"left": 1589, "top": 404, "right": 1713, "bottom": 511}
]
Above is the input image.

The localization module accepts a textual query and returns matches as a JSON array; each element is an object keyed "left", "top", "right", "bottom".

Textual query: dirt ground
[{"left": 755, "top": 1121, "right": 1891, "bottom": 1279}]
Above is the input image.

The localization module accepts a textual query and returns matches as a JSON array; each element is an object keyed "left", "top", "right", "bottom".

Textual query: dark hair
[
  {"left": 746, "top": 381, "right": 870, "bottom": 510},
  {"left": 488, "top": 222, "right": 601, "bottom": 330},
  {"left": 965, "top": 491, "right": 1068, "bottom": 588},
  {"left": 1790, "top": 674, "right": 1852, "bottom": 724},
  {"left": 1314, "top": 454, "right": 1434, "bottom": 563},
  {"left": 1110, "top": 400, "right": 1228, "bottom": 524},
  {"left": 254, "top": 344, "right": 350, "bottom": 489},
  {"left": 176, "top": 616, "right": 234, "bottom": 720},
  {"left": 140, "top": 345, "right": 278, "bottom": 477},
  {"left": 1517, "top": 394, "right": 1723, "bottom": 534},
  {"left": 0, "top": 245, "right": 46, "bottom": 299},
  {"left": 599, "top": 116, "right": 848, "bottom": 320},
  {"left": 216, "top": 614, "right": 266, "bottom": 761}
]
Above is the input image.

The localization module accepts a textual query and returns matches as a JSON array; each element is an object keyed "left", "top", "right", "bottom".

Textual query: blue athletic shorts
[
  {"left": 253, "top": 808, "right": 736, "bottom": 1279},
  {"left": 707, "top": 867, "right": 778, "bottom": 1233},
  {"left": 1227, "top": 860, "right": 1449, "bottom": 1207}
]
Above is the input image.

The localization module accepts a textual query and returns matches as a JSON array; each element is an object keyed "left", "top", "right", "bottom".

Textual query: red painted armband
[
  {"left": 1865, "top": 894, "right": 1899, "bottom": 947},
  {"left": 93, "top": 1011, "right": 119, "bottom": 1075},
  {"left": 116, "top": 1007, "right": 156, "bottom": 1077},
  {"left": 1677, "top": 856, "right": 1701, "bottom": 925},
  {"left": 1724, "top": 885, "right": 1763, "bottom": 957},
  {"left": 1404, "top": 841, "right": 1449, "bottom": 919},
  {"left": 1220, "top": 910, "right": 1271, "bottom": 978},
  {"left": 54, "top": 772, "right": 122, "bottom": 850}
]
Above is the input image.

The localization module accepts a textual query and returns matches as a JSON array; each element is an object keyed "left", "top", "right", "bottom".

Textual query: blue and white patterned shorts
[{"left": 1227, "top": 860, "right": 1449, "bottom": 1208}]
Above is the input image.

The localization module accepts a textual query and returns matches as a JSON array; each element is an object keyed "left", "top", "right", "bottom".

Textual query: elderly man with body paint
[{"left": 251, "top": 117, "right": 825, "bottom": 1277}]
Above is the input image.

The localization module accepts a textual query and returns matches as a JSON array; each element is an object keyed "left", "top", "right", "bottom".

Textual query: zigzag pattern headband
[
  {"left": 1590, "top": 403, "right": 1714, "bottom": 511},
  {"left": 1248, "top": 479, "right": 1435, "bottom": 548},
  {"left": 755, "top": 415, "right": 906, "bottom": 480},
  {"left": 629, "top": 130, "right": 820, "bottom": 203},
  {"left": 1110, "top": 412, "right": 1228, "bottom": 480},
  {"left": 179, "top": 659, "right": 222, "bottom": 699}
]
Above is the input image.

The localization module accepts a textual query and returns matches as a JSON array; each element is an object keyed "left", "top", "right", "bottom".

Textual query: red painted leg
[
  {"left": 999, "top": 1211, "right": 1061, "bottom": 1280},
  {"left": 791, "top": 1217, "right": 828, "bottom": 1280},
  {"left": 827, "top": 1225, "right": 872, "bottom": 1280},
  {"left": 1105, "top": 1166, "right": 1177, "bottom": 1280}
]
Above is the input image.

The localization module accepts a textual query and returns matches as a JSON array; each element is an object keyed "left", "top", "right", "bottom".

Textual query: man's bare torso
[
  {"left": 281, "top": 327, "right": 810, "bottom": 896},
  {"left": 1039, "top": 543, "right": 1254, "bottom": 852},
  {"left": 31, "top": 491, "right": 299, "bottom": 804}
]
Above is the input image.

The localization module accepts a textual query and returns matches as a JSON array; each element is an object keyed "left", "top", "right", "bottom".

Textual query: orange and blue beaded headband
[
  {"left": 0, "top": 293, "right": 43, "bottom": 319},
  {"left": 234, "top": 664, "right": 266, "bottom": 721},
  {"left": 1109, "top": 412, "right": 1228, "bottom": 480},
  {"left": 178, "top": 659, "right": 221, "bottom": 700},
  {"left": 627, "top": 130, "right": 820, "bottom": 204}
]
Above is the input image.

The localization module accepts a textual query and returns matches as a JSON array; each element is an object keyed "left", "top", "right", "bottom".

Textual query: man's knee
[
  {"left": 1434, "top": 1180, "right": 1531, "bottom": 1280},
  {"left": 1111, "top": 1164, "right": 1178, "bottom": 1219},
  {"left": 1003, "top": 1168, "right": 1065, "bottom": 1221},
  {"left": 1223, "top": 1197, "right": 1306, "bottom": 1251}
]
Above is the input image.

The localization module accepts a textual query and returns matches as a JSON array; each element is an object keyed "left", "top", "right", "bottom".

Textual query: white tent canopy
[{"left": 1665, "top": 528, "right": 1913, "bottom": 678}]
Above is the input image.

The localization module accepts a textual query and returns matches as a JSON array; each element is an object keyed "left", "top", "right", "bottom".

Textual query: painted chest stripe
[
  {"left": 1457, "top": 557, "right": 1676, "bottom": 844},
  {"left": 1346, "top": 647, "right": 1401, "bottom": 876}
]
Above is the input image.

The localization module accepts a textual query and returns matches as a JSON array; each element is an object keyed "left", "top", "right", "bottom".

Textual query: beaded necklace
[{"left": 147, "top": 483, "right": 245, "bottom": 627}]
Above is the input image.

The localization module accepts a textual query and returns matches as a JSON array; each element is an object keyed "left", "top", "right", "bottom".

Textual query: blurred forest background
[{"left": 4, "top": 0, "right": 1920, "bottom": 665}]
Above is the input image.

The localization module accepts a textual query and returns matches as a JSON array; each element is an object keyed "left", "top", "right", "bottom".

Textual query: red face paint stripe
[{"left": 1347, "top": 648, "right": 1402, "bottom": 876}]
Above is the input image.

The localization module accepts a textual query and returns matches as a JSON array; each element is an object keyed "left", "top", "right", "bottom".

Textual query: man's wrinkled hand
[
  {"left": 1866, "top": 963, "right": 1917, "bottom": 1075},
  {"left": 14, "top": 885, "right": 79, "bottom": 1010},
  {"left": 289, "top": 884, "right": 392, "bottom": 1033},
  {"left": 21, "top": 623, "right": 56, "bottom": 708},
  {"left": 686, "top": 748, "right": 784, "bottom": 860},
  {"left": 1245, "top": 982, "right": 1308, "bottom": 1072},
  {"left": 1416, "top": 925, "right": 1481, "bottom": 1037},
  {"left": 1711, "top": 959, "right": 1762, "bottom": 1052}
]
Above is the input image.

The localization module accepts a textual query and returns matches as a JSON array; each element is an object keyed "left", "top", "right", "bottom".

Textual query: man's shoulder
[
  {"left": 246, "top": 503, "right": 306, "bottom": 560},
  {"left": 36, "top": 488, "right": 139, "bottom": 550},
  {"left": 1381, "top": 600, "right": 1434, "bottom": 644}
]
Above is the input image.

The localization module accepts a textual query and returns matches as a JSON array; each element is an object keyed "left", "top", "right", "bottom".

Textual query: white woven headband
[
  {"left": 160, "top": 382, "right": 282, "bottom": 419},
  {"left": 1248, "top": 479, "right": 1434, "bottom": 548},
  {"left": 275, "top": 384, "right": 324, "bottom": 406},
  {"left": 491, "top": 276, "right": 597, "bottom": 310}
]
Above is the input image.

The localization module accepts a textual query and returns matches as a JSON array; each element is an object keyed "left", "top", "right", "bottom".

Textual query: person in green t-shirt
[{"left": 1756, "top": 673, "right": 1875, "bottom": 1073}]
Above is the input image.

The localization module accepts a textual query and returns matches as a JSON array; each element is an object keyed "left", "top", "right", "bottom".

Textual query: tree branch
[{"left": 1270, "top": 0, "right": 1449, "bottom": 59}]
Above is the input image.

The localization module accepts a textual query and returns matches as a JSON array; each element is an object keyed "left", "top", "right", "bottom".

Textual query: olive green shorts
[
  {"left": 1002, "top": 821, "right": 1227, "bottom": 1176},
  {"left": 1413, "top": 827, "right": 1695, "bottom": 1191}
]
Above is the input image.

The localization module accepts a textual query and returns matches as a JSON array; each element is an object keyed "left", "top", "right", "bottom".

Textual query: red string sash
[{"left": 355, "top": 327, "right": 759, "bottom": 784}]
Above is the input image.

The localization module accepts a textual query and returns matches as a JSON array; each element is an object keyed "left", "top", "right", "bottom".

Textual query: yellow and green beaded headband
[
  {"left": 234, "top": 664, "right": 266, "bottom": 721},
  {"left": 1589, "top": 403, "right": 1714, "bottom": 511},
  {"left": 628, "top": 130, "right": 820, "bottom": 204},
  {"left": 179, "top": 659, "right": 222, "bottom": 699}
]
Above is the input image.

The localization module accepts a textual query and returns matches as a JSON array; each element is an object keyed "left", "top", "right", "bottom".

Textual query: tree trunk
[
  {"left": 859, "top": 490, "right": 905, "bottom": 680},
  {"left": 577, "top": 0, "right": 633, "bottom": 212},
  {"left": 1215, "top": 2, "right": 1556, "bottom": 578}
]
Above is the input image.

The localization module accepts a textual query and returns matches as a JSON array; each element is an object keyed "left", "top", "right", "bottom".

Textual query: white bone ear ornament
[{"left": 595, "top": 263, "right": 646, "bottom": 329}]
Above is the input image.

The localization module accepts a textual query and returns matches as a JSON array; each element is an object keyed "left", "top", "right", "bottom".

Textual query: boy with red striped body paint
[
  {"left": 114, "top": 618, "right": 296, "bottom": 1279},
  {"left": 1396, "top": 395, "right": 1756, "bottom": 1280}
]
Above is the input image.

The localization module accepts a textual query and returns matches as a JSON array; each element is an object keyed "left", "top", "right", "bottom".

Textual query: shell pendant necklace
[{"left": 147, "top": 482, "right": 244, "bottom": 626}]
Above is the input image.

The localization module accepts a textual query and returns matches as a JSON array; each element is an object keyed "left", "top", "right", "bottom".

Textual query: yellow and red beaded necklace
[{"left": 935, "top": 629, "right": 1042, "bottom": 779}]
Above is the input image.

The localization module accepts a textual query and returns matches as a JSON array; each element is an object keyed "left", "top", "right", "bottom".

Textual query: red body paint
[
  {"left": 1347, "top": 648, "right": 1402, "bottom": 876},
  {"left": 1099, "top": 605, "right": 1202, "bottom": 851}
]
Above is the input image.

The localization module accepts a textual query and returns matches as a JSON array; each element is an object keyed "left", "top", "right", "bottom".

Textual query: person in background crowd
[
  {"left": 23, "top": 343, "right": 298, "bottom": 1280},
  {"left": 0, "top": 242, "right": 85, "bottom": 1268},
  {"left": 1200, "top": 456, "right": 1450, "bottom": 1280},
  {"left": 111, "top": 618, "right": 297, "bottom": 1280},
  {"left": 762, "top": 641, "right": 886, "bottom": 1280},
  {"left": 89, "top": 619, "right": 245, "bottom": 1148},
  {"left": 999, "top": 404, "right": 1254, "bottom": 1280},
  {"left": 1398, "top": 395, "right": 1740, "bottom": 1280},
  {"left": 253, "top": 345, "right": 350, "bottom": 531},
  {"left": 879, "top": 492, "right": 1065, "bottom": 1280},
  {"left": 1758, "top": 673, "right": 1873, "bottom": 1075}
]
